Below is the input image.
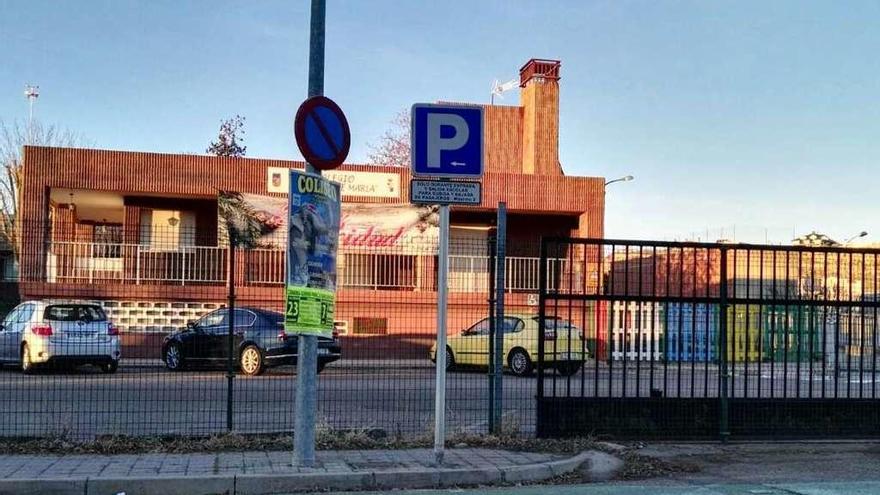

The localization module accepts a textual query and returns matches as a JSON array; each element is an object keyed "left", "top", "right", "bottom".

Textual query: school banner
[
  {"left": 284, "top": 171, "right": 341, "bottom": 336},
  {"left": 217, "top": 193, "right": 439, "bottom": 253}
]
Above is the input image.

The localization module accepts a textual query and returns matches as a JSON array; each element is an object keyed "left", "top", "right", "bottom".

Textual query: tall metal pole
[
  {"left": 226, "top": 234, "right": 236, "bottom": 431},
  {"left": 294, "top": 0, "right": 325, "bottom": 468},
  {"left": 491, "top": 203, "right": 507, "bottom": 433},
  {"left": 487, "top": 230, "right": 497, "bottom": 433},
  {"left": 718, "top": 246, "right": 730, "bottom": 443},
  {"left": 434, "top": 205, "right": 450, "bottom": 464},
  {"left": 24, "top": 85, "right": 39, "bottom": 144}
]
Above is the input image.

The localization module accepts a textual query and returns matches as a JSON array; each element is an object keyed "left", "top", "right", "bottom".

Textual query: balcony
[{"left": 44, "top": 241, "right": 568, "bottom": 293}]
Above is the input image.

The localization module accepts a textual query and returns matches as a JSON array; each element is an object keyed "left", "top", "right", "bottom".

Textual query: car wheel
[
  {"left": 445, "top": 347, "right": 455, "bottom": 371},
  {"left": 508, "top": 348, "right": 533, "bottom": 377},
  {"left": 317, "top": 362, "right": 326, "bottom": 374},
  {"left": 21, "top": 344, "right": 35, "bottom": 374},
  {"left": 101, "top": 361, "right": 119, "bottom": 374},
  {"left": 240, "top": 345, "right": 264, "bottom": 376},
  {"left": 555, "top": 362, "right": 581, "bottom": 377},
  {"left": 164, "top": 343, "right": 185, "bottom": 371}
]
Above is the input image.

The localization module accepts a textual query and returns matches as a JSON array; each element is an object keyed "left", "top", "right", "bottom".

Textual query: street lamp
[
  {"left": 605, "top": 175, "right": 634, "bottom": 187},
  {"left": 844, "top": 231, "right": 868, "bottom": 246}
]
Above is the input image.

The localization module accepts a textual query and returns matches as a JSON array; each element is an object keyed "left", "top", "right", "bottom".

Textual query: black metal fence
[
  {"left": 537, "top": 237, "right": 880, "bottom": 439},
  {"left": 0, "top": 222, "right": 546, "bottom": 440}
]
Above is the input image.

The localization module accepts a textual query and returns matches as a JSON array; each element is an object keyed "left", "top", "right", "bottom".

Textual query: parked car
[
  {"left": 0, "top": 300, "right": 121, "bottom": 373},
  {"left": 161, "top": 307, "right": 341, "bottom": 376},
  {"left": 429, "top": 313, "right": 587, "bottom": 377}
]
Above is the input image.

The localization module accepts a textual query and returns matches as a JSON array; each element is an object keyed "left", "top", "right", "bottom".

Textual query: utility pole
[{"left": 293, "top": 0, "right": 325, "bottom": 468}]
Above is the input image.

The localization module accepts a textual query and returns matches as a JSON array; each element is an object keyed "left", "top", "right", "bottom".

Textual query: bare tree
[
  {"left": 0, "top": 120, "right": 82, "bottom": 258},
  {"left": 206, "top": 115, "right": 247, "bottom": 157},
  {"left": 367, "top": 110, "right": 410, "bottom": 167}
]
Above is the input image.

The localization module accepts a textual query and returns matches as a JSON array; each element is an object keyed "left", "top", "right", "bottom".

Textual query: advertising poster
[{"left": 285, "top": 170, "right": 341, "bottom": 336}]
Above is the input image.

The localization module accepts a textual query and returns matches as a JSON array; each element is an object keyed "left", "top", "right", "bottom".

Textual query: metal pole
[
  {"left": 434, "top": 205, "right": 450, "bottom": 464},
  {"left": 536, "top": 238, "right": 548, "bottom": 436},
  {"left": 487, "top": 230, "right": 497, "bottom": 433},
  {"left": 718, "top": 246, "right": 730, "bottom": 442},
  {"left": 492, "top": 203, "right": 507, "bottom": 433},
  {"left": 226, "top": 235, "right": 235, "bottom": 432},
  {"left": 294, "top": 0, "right": 325, "bottom": 468}
]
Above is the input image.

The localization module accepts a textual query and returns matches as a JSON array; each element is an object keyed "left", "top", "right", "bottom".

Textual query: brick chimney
[{"left": 520, "top": 59, "right": 561, "bottom": 175}]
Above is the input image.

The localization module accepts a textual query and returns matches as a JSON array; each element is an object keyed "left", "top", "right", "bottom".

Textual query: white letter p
[{"left": 426, "top": 113, "right": 469, "bottom": 169}]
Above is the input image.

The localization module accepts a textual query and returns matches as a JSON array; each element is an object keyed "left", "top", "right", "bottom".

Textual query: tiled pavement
[{"left": 0, "top": 448, "right": 563, "bottom": 480}]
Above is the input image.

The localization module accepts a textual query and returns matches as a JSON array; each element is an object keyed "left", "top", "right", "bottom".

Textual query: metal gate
[{"left": 536, "top": 237, "right": 880, "bottom": 439}]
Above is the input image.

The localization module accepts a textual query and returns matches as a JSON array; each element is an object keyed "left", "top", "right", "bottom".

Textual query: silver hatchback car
[{"left": 0, "top": 300, "right": 121, "bottom": 373}]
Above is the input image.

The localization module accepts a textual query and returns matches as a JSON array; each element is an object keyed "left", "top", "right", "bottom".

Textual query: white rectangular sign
[
  {"left": 268, "top": 166, "right": 400, "bottom": 199},
  {"left": 410, "top": 179, "right": 481, "bottom": 206}
]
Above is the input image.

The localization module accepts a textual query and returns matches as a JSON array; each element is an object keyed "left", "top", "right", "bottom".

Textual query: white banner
[
  {"left": 218, "top": 191, "right": 438, "bottom": 253},
  {"left": 268, "top": 166, "right": 400, "bottom": 199}
]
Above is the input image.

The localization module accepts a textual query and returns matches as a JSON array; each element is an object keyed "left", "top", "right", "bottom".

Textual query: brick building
[{"left": 15, "top": 59, "right": 607, "bottom": 356}]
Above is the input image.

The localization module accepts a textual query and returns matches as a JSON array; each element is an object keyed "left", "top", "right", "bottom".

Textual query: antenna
[
  {"left": 490, "top": 78, "right": 518, "bottom": 104},
  {"left": 24, "top": 84, "right": 39, "bottom": 143}
]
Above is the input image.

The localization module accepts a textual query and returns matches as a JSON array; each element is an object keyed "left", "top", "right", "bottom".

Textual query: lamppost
[
  {"left": 605, "top": 175, "right": 634, "bottom": 187},
  {"left": 844, "top": 231, "right": 868, "bottom": 246}
]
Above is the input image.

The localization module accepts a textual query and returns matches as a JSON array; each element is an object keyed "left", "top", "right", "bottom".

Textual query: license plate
[{"left": 318, "top": 348, "right": 330, "bottom": 356}]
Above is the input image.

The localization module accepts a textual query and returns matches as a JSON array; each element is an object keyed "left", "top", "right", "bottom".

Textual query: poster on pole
[{"left": 285, "top": 170, "right": 342, "bottom": 337}]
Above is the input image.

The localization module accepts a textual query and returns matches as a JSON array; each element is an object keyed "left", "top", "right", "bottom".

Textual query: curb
[{"left": 0, "top": 450, "right": 603, "bottom": 495}]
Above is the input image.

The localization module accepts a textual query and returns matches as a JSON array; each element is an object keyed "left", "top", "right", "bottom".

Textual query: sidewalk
[{"left": 0, "top": 447, "right": 596, "bottom": 495}]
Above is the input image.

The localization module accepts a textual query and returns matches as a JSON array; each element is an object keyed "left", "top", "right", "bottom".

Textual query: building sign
[
  {"left": 218, "top": 192, "right": 438, "bottom": 253},
  {"left": 284, "top": 171, "right": 341, "bottom": 336},
  {"left": 267, "top": 166, "right": 400, "bottom": 199}
]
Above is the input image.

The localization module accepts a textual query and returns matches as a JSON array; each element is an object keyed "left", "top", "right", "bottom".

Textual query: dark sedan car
[{"left": 161, "top": 307, "right": 341, "bottom": 376}]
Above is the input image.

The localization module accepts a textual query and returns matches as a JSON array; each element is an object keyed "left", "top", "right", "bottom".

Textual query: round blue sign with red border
[{"left": 294, "top": 96, "right": 351, "bottom": 171}]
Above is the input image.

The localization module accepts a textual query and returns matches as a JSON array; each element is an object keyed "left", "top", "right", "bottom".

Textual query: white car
[{"left": 0, "top": 300, "right": 121, "bottom": 373}]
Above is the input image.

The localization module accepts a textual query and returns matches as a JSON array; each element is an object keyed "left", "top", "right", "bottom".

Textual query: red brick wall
[{"left": 20, "top": 147, "right": 604, "bottom": 282}]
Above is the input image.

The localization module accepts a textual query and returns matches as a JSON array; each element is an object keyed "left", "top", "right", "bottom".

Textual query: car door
[
  {"left": 190, "top": 310, "right": 227, "bottom": 361},
  {"left": 227, "top": 309, "right": 257, "bottom": 359},
  {"left": 456, "top": 318, "right": 490, "bottom": 366},
  {"left": 0, "top": 306, "right": 23, "bottom": 362},
  {"left": 500, "top": 316, "right": 526, "bottom": 358}
]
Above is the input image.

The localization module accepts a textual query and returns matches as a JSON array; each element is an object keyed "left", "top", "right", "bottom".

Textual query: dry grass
[{"left": 0, "top": 428, "right": 603, "bottom": 456}]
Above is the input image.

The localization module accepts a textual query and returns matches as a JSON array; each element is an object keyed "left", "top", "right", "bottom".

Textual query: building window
[{"left": 140, "top": 210, "right": 196, "bottom": 250}]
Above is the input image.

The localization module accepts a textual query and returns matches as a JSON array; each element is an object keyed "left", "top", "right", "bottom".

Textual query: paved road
[
  {"left": 334, "top": 442, "right": 880, "bottom": 495},
  {"left": 1, "top": 360, "right": 878, "bottom": 439},
  {"left": 0, "top": 360, "right": 538, "bottom": 439}
]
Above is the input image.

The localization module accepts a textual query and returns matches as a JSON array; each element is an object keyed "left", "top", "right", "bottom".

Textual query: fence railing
[
  {"left": 43, "top": 241, "right": 561, "bottom": 292},
  {"left": 537, "top": 237, "right": 880, "bottom": 440}
]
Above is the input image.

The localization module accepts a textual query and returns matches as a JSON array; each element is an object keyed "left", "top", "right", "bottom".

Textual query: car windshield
[{"left": 44, "top": 305, "right": 107, "bottom": 322}]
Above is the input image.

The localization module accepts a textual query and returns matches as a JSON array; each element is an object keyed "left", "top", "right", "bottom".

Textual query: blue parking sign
[{"left": 411, "top": 104, "right": 484, "bottom": 178}]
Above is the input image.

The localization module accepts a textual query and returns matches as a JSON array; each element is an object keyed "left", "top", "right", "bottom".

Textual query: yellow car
[{"left": 430, "top": 313, "right": 587, "bottom": 377}]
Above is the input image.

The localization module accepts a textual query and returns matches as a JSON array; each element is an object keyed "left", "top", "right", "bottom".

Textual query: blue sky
[{"left": 2, "top": 0, "right": 878, "bottom": 243}]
